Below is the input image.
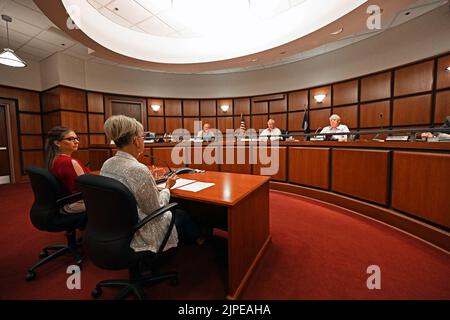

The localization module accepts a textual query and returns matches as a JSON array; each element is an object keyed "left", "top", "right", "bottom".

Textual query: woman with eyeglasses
[{"left": 45, "top": 126, "right": 90, "bottom": 213}]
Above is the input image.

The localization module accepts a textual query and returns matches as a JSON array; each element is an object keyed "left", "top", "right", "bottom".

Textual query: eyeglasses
[{"left": 63, "top": 137, "right": 80, "bottom": 142}]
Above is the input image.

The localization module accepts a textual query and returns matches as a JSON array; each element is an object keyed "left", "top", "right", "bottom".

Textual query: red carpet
[{"left": 0, "top": 183, "right": 448, "bottom": 300}]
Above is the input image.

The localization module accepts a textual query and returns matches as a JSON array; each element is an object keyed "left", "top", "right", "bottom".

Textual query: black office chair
[
  {"left": 25, "top": 166, "right": 87, "bottom": 281},
  {"left": 280, "top": 130, "right": 289, "bottom": 141},
  {"left": 75, "top": 174, "right": 179, "bottom": 300}
]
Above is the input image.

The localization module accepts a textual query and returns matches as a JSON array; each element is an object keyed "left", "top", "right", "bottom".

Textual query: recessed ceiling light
[
  {"left": 446, "top": 66, "right": 450, "bottom": 72},
  {"left": 251, "top": 58, "right": 258, "bottom": 62},
  {"left": 331, "top": 27, "right": 343, "bottom": 35},
  {"left": 114, "top": 7, "right": 119, "bottom": 11}
]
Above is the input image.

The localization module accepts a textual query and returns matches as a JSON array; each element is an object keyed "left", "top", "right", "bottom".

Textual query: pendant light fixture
[{"left": 0, "top": 15, "right": 27, "bottom": 68}]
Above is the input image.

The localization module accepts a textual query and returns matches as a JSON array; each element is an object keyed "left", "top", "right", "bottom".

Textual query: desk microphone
[
  {"left": 372, "top": 113, "right": 384, "bottom": 142},
  {"left": 143, "top": 154, "right": 173, "bottom": 177}
]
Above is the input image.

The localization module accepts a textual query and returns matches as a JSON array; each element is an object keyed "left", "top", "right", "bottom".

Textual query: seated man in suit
[
  {"left": 421, "top": 116, "right": 450, "bottom": 140},
  {"left": 320, "top": 114, "right": 350, "bottom": 141},
  {"left": 260, "top": 119, "right": 282, "bottom": 141},
  {"left": 197, "top": 123, "right": 215, "bottom": 141}
]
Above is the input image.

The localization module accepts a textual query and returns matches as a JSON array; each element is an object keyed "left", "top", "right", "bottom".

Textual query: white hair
[
  {"left": 104, "top": 115, "right": 143, "bottom": 147},
  {"left": 329, "top": 114, "right": 341, "bottom": 121}
]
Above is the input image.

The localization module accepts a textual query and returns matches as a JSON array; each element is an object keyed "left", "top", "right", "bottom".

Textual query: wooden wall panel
[
  {"left": 88, "top": 114, "right": 104, "bottom": 133},
  {"left": 269, "top": 98, "right": 287, "bottom": 113},
  {"left": 148, "top": 117, "right": 165, "bottom": 134},
  {"left": 72, "top": 149, "right": 89, "bottom": 166},
  {"left": 217, "top": 117, "right": 234, "bottom": 133},
  {"left": 288, "top": 147, "right": 329, "bottom": 189},
  {"left": 309, "top": 108, "right": 331, "bottom": 130},
  {"left": 333, "top": 105, "right": 357, "bottom": 129},
  {"left": 221, "top": 147, "right": 252, "bottom": 174},
  {"left": 164, "top": 99, "right": 182, "bottom": 116},
  {"left": 310, "top": 86, "right": 331, "bottom": 108},
  {"left": 165, "top": 117, "right": 182, "bottom": 133},
  {"left": 361, "top": 72, "right": 391, "bottom": 102},
  {"left": 147, "top": 98, "right": 164, "bottom": 116},
  {"left": 251, "top": 100, "right": 268, "bottom": 114},
  {"left": 152, "top": 147, "right": 185, "bottom": 168},
  {"left": 188, "top": 146, "right": 220, "bottom": 171},
  {"left": 332, "top": 149, "right": 390, "bottom": 205},
  {"left": 60, "top": 111, "right": 88, "bottom": 133},
  {"left": 21, "top": 136, "right": 43, "bottom": 150},
  {"left": 59, "top": 87, "right": 87, "bottom": 111},
  {"left": 393, "top": 94, "right": 431, "bottom": 126},
  {"left": 288, "top": 111, "right": 305, "bottom": 132},
  {"left": 436, "top": 55, "right": 450, "bottom": 89},
  {"left": 251, "top": 114, "right": 268, "bottom": 131},
  {"left": 392, "top": 152, "right": 450, "bottom": 228},
  {"left": 253, "top": 147, "right": 286, "bottom": 181},
  {"left": 89, "top": 134, "right": 106, "bottom": 145},
  {"left": 0, "top": 87, "right": 40, "bottom": 112},
  {"left": 288, "top": 90, "right": 308, "bottom": 111},
  {"left": 333, "top": 80, "right": 358, "bottom": 106},
  {"left": 200, "top": 100, "right": 216, "bottom": 116},
  {"left": 87, "top": 92, "right": 104, "bottom": 113},
  {"left": 183, "top": 117, "right": 199, "bottom": 134},
  {"left": 434, "top": 90, "right": 450, "bottom": 124},
  {"left": 234, "top": 98, "right": 250, "bottom": 115},
  {"left": 77, "top": 134, "right": 89, "bottom": 149},
  {"left": 41, "top": 89, "right": 60, "bottom": 112},
  {"left": 22, "top": 150, "right": 44, "bottom": 170},
  {"left": 183, "top": 100, "right": 199, "bottom": 116},
  {"left": 360, "top": 100, "right": 391, "bottom": 128},
  {"left": 270, "top": 113, "right": 287, "bottom": 131},
  {"left": 217, "top": 99, "right": 233, "bottom": 116},
  {"left": 394, "top": 60, "right": 434, "bottom": 96},
  {"left": 42, "top": 112, "right": 61, "bottom": 134},
  {"left": 19, "top": 114, "right": 42, "bottom": 134}
]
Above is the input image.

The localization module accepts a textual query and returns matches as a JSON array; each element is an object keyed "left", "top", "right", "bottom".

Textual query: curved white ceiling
[{"left": 62, "top": 0, "right": 368, "bottom": 64}]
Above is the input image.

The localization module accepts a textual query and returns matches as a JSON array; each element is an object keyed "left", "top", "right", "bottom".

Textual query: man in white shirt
[
  {"left": 260, "top": 119, "right": 282, "bottom": 141},
  {"left": 320, "top": 114, "right": 350, "bottom": 141},
  {"left": 197, "top": 123, "right": 215, "bottom": 141}
]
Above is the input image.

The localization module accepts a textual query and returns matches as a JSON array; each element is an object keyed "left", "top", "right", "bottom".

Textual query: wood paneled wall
[
  {"left": 0, "top": 86, "right": 42, "bottom": 182},
  {"left": 3, "top": 53, "right": 450, "bottom": 175}
]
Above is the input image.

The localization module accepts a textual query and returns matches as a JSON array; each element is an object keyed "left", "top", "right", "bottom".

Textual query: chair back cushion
[
  {"left": 76, "top": 174, "right": 139, "bottom": 269},
  {"left": 27, "top": 166, "right": 63, "bottom": 230}
]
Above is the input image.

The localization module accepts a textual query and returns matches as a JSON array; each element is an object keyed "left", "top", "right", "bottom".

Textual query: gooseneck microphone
[
  {"left": 372, "top": 113, "right": 384, "bottom": 141},
  {"left": 143, "top": 154, "right": 173, "bottom": 176}
]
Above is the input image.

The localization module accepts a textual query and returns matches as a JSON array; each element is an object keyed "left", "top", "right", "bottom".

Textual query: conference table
[{"left": 94, "top": 168, "right": 271, "bottom": 300}]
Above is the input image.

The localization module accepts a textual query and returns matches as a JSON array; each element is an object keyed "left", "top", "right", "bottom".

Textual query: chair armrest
[
  {"left": 133, "top": 202, "right": 178, "bottom": 233},
  {"left": 133, "top": 202, "right": 178, "bottom": 254},
  {"left": 56, "top": 192, "right": 83, "bottom": 207}
]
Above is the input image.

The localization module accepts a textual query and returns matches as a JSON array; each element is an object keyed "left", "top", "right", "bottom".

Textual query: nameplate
[{"left": 386, "top": 136, "right": 409, "bottom": 141}]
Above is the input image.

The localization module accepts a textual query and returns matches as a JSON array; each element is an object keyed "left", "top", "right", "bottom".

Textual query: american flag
[{"left": 240, "top": 113, "right": 246, "bottom": 131}]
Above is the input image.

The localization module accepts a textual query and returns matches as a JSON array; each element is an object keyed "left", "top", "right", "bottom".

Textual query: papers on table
[
  {"left": 177, "top": 182, "right": 215, "bottom": 192},
  {"left": 157, "top": 178, "right": 196, "bottom": 189}
]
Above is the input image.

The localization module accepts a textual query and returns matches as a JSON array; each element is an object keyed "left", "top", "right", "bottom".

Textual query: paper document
[
  {"left": 157, "top": 178, "right": 196, "bottom": 189},
  {"left": 177, "top": 181, "right": 215, "bottom": 192}
]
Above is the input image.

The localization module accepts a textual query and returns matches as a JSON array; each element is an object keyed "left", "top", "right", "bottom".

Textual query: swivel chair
[
  {"left": 76, "top": 174, "right": 179, "bottom": 300},
  {"left": 25, "top": 166, "right": 87, "bottom": 281}
]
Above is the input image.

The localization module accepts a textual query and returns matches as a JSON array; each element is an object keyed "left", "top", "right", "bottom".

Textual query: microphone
[
  {"left": 372, "top": 113, "right": 384, "bottom": 142},
  {"left": 143, "top": 154, "right": 173, "bottom": 177},
  {"left": 310, "top": 127, "right": 324, "bottom": 141}
]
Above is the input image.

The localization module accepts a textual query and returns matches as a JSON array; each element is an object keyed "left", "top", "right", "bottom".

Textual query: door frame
[{"left": 0, "top": 99, "right": 18, "bottom": 183}]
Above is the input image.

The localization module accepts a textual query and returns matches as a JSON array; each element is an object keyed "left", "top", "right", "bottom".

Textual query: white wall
[
  {"left": 0, "top": 56, "right": 41, "bottom": 91},
  {"left": 3, "top": 5, "right": 450, "bottom": 97}
]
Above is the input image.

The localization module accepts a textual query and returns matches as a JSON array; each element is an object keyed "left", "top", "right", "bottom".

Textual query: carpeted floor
[{"left": 0, "top": 182, "right": 448, "bottom": 300}]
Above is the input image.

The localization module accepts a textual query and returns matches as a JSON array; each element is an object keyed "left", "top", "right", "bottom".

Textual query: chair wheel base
[
  {"left": 25, "top": 271, "right": 36, "bottom": 282},
  {"left": 39, "top": 250, "right": 48, "bottom": 259},
  {"left": 92, "top": 287, "right": 102, "bottom": 298}
]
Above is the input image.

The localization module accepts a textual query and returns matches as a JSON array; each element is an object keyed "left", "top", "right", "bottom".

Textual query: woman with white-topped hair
[
  {"left": 319, "top": 114, "right": 350, "bottom": 141},
  {"left": 101, "top": 115, "right": 203, "bottom": 253}
]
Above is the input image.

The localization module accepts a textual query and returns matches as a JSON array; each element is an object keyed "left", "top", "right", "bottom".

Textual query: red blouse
[{"left": 50, "top": 155, "right": 91, "bottom": 194}]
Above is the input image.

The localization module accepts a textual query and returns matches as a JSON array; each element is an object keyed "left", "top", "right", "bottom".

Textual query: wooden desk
[
  {"left": 93, "top": 168, "right": 271, "bottom": 299},
  {"left": 170, "top": 171, "right": 271, "bottom": 299}
]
